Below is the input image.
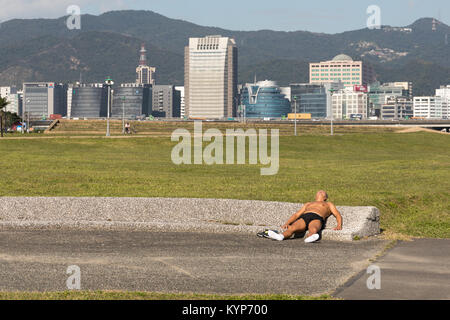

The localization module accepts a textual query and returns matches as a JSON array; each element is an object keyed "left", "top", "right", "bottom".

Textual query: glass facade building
[
  {"left": 71, "top": 84, "right": 108, "bottom": 118},
  {"left": 240, "top": 81, "right": 291, "bottom": 119},
  {"left": 112, "top": 84, "right": 152, "bottom": 119},
  {"left": 290, "top": 82, "right": 344, "bottom": 119},
  {"left": 290, "top": 84, "right": 328, "bottom": 118}
]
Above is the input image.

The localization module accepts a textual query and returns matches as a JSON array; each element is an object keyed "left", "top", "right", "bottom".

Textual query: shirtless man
[{"left": 259, "top": 190, "right": 343, "bottom": 243}]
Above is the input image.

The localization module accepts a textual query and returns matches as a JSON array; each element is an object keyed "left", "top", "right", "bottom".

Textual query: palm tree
[{"left": 0, "top": 96, "right": 10, "bottom": 137}]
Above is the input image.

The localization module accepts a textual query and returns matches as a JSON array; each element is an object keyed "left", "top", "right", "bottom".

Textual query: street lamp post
[
  {"left": 26, "top": 99, "right": 30, "bottom": 134},
  {"left": 329, "top": 89, "right": 336, "bottom": 136},
  {"left": 122, "top": 96, "right": 125, "bottom": 134},
  {"left": 105, "top": 77, "right": 114, "bottom": 137},
  {"left": 293, "top": 96, "right": 298, "bottom": 136},
  {"left": 238, "top": 101, "right": 246, "bottom": 124},
  {"left": 240, "top": 103, "right": 246, "bottom": 123},
  {"left": 107, "top": 85, "right": 110, "bottom": 136}
]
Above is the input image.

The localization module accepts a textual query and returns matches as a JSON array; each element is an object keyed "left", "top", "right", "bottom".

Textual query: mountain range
[{"left": 0, "top": 10, "right": 449, "bottom": 95}]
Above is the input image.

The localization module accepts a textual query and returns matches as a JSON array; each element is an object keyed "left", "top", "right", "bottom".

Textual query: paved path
[
  {"left": 0, "top": 229, "right": 386, "bottom": 295},
  {"left": 335, "top": 239, "right": 450, "bottom": 300}
]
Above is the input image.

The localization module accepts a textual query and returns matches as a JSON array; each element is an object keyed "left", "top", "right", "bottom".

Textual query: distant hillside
[
  {"left": 0, "top": 32, "right": 184, "bottom": 85},
  {"left": 0, "top": 10, "right": 448, "bottom": 94}
]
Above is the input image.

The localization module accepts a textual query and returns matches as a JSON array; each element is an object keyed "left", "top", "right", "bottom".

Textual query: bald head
[{"left": 315, "top": 190, "right": 328, "bottom": 201}]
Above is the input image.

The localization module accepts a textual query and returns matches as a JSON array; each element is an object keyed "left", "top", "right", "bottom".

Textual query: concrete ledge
[{"left": 0, "top": 197, "right": 380, "bottom": 241}]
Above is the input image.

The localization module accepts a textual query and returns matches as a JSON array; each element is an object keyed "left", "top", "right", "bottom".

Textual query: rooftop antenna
[
  {"left": 139, "top": 43, "right": 147, "bottom": 66},
  {"left": 254, "top": 74, "right": 257, "bottom": 84}
]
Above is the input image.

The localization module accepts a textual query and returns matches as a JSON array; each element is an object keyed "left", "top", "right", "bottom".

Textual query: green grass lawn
[{"left": 0, "top": 130, "right": 449, "bottom": 238}]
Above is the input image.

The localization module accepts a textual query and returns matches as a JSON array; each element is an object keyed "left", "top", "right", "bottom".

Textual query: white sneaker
[
  {"left": 267, "top": 230, "right": 284, "bottom": 241},
  {"left": 304, "top": 233, "right": 320, "bottom": 243}
]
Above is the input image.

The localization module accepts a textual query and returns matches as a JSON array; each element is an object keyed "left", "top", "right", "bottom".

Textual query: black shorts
[{"left": 300, "top": 212, "right": 325, "bottom": 230}]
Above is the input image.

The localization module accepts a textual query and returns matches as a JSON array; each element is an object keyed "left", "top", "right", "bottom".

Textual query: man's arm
[
  {"left": 281, "top": 203, "right": 309, "bottom": 229},
  {"left": 328, "top": 202, "right": 343, "bottom": 230}
]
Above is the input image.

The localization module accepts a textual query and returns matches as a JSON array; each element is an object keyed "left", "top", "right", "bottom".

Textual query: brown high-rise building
[{"left": 184, "top": 35, "right": 238, "bottom": 119}]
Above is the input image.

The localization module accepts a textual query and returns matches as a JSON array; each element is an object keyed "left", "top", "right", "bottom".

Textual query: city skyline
[
  {"left": 1, "top": 41, "right": 448, "bottom": 121},
  {"left": 0, "top": 0, "right": 449, "bottom": 34}
]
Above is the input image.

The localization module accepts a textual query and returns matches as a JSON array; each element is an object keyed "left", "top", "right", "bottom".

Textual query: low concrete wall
[{"left": 0, "top": 197, "right": 380, "bottom": 241}]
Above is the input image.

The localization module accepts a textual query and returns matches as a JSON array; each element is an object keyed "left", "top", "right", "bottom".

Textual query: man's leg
[
  {"left": 304, "top": 220, "right": 322, "bottom": 243},
  {"left": 283, "top": 218, "right": 307, "bottom": 239},
  {"left": 267, "top": 218, "right": 306, "bottom": 241}
]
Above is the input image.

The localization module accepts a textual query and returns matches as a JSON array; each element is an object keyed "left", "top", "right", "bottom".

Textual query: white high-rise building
[
  {"left": 0, "top": 86, "right": 22, "bottom": 115},
  {"left": 184, "top": 35, "right": 238, "bottom": 119},
  {"left": 436, "top": 85, "right": 450, "bottom": 119},
  {"left": 413, "top": 96, "right": 447, "bottom": 119}
]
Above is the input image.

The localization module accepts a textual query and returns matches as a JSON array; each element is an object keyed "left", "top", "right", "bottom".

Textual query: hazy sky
[{"left": 0, "top": 0, "right": 449, "bottom": 33}]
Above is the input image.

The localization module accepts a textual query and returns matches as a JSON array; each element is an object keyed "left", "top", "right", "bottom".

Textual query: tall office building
[
  {"left": 310, "top": 54, "right": 376, "bottom": 86},
  {"left": 23, "top": 82, "right": 67, "bottom": 119},
  {"left": 185, "top": 35, "right": 238, "bottom": 119},
  {"left": 136, "top": 44, "right": 156, "bottom": 85},
  {"left": 151, "top": 85, "right": 181, "bottom": 118}
]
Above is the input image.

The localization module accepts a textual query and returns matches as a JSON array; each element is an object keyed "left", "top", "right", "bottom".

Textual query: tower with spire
[{"left": 136, "top": 43, "right": 156, "bottom": 85}]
